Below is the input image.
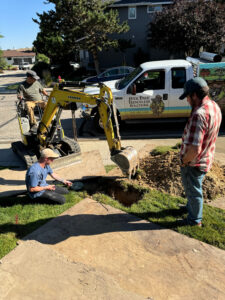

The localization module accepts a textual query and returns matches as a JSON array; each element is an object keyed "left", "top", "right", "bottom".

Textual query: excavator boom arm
[{"left": 38, "top": 83, "right": 138, "bottom": 177}]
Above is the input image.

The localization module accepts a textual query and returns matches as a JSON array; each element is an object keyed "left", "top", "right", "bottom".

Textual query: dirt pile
[{"left": 138, "top": 151, "right": 225, "bottom": 200}]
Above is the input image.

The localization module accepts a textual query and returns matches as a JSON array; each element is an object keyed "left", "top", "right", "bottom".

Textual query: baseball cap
[
  {"left": 40, "top": 148, "right": 59, "bottom": 158},
  {"left": 26, "top": 70, "right": 40, "bottom": 80},
  {"left": 179, "top": 77, "right": 208, "bottom": 100}
]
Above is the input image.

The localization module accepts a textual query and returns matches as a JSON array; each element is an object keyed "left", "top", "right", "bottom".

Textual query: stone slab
[
  {"left": 0, "top": 198, "right": 224, "bottom": 299},
  {"left": 0, "top": 240, "right": 143, "bottom": 300}
]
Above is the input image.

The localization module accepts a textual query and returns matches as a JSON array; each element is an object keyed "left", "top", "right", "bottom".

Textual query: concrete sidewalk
[{"left": 1, "top": 198, "right": 225, "bottom": 300}]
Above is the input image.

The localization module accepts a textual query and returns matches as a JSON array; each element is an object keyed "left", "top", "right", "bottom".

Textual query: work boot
[{"left": 177, "top": 218, "right": 202, "bottom": 227}]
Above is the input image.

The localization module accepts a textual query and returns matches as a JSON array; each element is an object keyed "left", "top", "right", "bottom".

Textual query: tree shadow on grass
[
  {"left": 0, "top": 218, "right": 53, "bottom": 239},
  {"left": 0, "top": 194, "right": 65, "bottom": 207},
  {"left": 0, "top": 194, "right": 188, "bottom": 246},
  {"left": 1, "top": 211, "right": 164, "bottom": 244},
  {"left": 130, "top": 206, "right": 187, "bottom": 229}
]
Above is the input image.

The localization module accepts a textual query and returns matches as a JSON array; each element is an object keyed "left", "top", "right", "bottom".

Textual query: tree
[
  {"left": 33, "top": 0, "right": 129, "bottom": 73},
  {"left": 0, "top": 34, "right": 7, "bottom": 69},
  {"left": 33, "top": 10, "right": 70, "bottom": 64},
  {"left": 115, "top": 39, "right": 135, "bottom": 65},
  {"left": 36, "top": 53, "right": 50, "bottom": 64},
  {"left": 149, "top": 0, "right": 225, "bottom": 57}
]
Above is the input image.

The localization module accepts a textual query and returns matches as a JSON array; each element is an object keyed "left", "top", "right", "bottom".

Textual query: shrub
[
  {"left": 32, "top": 61, "right": 51, "bottom": 79},
  {"left": 32, "top": 62, "right": 52, "bottom": 86},
  {"left": 51, "top": 63, "right": 74, "bottom": 80}
]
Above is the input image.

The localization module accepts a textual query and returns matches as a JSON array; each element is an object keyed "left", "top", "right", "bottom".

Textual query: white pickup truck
[{"left": 83, "top": 55, "right": 225, "bottom": 131}]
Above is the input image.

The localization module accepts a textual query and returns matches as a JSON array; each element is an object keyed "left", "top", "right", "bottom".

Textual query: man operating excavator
[{"left": 17, "top": 70, "right": 48, "bottom": 132}]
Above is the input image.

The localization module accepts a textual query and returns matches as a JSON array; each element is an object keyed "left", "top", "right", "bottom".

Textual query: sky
[{"left": 0, "top": 0, "right": 54, "bottom": 50}]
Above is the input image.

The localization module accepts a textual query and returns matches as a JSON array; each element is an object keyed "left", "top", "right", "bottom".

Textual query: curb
[{"left": 0, "top": 90, "right": 17, "bottom": 94}]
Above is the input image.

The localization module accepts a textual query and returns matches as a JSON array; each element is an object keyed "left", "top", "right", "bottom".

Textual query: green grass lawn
[
  {"left": 0, "top": 191, "right": 86, "bottom": 259},
  {"left": 1, "top": 181, "right": 225, "bottom": 259},
  {"left": 104, "top": 164, "right": 117, "bottom": 173},
  {"left": 6, "top": 84, "right": 19, "bottom": 90},
  {"left": 93, "top": 187, "right": 225, "bottom": 250}
]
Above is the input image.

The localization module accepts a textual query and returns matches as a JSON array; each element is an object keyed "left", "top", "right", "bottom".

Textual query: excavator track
[
  {"left": 11, "top": 141, "right": 38, "bottom": 168},
  {"left": 51, "top": 137, "right": 82, "bottom": 170},
  {"left": 59, "top": 137, "right": 81, "bottom": 154}
]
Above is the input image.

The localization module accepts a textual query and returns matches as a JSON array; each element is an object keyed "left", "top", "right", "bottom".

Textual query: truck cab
[{"left": 84, "top": 60, "right": 193, "bottom": 127}]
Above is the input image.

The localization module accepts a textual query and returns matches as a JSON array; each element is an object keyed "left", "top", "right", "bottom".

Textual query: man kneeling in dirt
[
  {"left": 25, "top": 148, "right": 72, "bottom": 204},
  {"left": 17, "top": 70, "right": 48, "bottom": 132},
  {"left": 179, "top": 77, "right": 222, "bottom": 226}
]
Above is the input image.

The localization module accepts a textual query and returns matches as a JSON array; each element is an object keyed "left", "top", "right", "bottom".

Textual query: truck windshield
[{"left": 116, "top": 67, "right": 142, "bottom": 90}]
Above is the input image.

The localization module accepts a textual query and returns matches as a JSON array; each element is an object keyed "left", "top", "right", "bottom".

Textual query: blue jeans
[{"left": 181, "top": 166, "right": 206, "bottom": 224}]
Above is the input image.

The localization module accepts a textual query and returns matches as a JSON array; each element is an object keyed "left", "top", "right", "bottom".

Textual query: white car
[{"left": 19, "top": 62, "right": 30, "bottom": 70}]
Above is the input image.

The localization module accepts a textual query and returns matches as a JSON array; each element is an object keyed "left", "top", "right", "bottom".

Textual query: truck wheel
[{"left": 93, "top": 111, "right": 104, "bottom": 133}]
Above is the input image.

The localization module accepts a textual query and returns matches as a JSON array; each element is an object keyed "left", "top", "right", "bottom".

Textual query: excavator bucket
[{"left": 111, "top": 146, "right": 139, "bottom": 179}]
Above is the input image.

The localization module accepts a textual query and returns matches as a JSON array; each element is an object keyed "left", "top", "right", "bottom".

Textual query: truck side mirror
[
  {"left": 131, "top": 84, "right": 136, "bottom": 95},
  {"left": 127, "top": 84, "right": 136, "bottom": 95}
]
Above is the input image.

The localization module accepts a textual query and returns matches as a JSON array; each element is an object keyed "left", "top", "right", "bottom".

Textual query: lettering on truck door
[
  {"left": 168, "top": 67, "right": 191, "bottom": 117},
  {"left": 123, "top": 69, "right": 168, "bottom": 120}
]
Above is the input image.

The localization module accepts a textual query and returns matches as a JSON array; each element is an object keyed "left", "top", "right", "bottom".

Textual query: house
[
  {"left": 2, "top": 50, "right": 36, "bottom": 67},
  {"left": 97, "top": 0, "right": 173, "bottom": 68}
]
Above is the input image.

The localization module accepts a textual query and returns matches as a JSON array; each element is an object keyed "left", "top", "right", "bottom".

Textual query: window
[
  {"left": 147, "top": 5, "right": 162, "bottom": 13},
  {"left": 135, "top": 70, "right": 165, "bottom": 92},
  {"left": 7, "top": 57, "right": 12, "bottom": 60},
  {"left": 100, "top": 68, "right": 119, "bottom": 78},
  {"left": 24, "top": 58, "right": 32, "bottom": 63},
  {"left": 128, "top": 7, "right": 136, "bottom": 19},
  {"left": 14, "top": 58, "right": 21, "bottom": 64},
  {"left": 172, "top": 68, "right": 186, "bottom": 89},
  {"left": 118, "top": 67, "right": 142, "bottom": 90},
  {"left": 119, "top": 67, "right": 130, "bottom": 75}
]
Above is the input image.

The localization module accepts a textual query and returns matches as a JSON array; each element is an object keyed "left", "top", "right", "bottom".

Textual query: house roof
[
  {"left": 111, "top": 0, "right": 173, "bottom": 7},
  {"left": 2, "top": 50, "right": 36, "bottom": 58}
]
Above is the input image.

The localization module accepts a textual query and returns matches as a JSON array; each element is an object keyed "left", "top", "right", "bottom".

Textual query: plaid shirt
[{"left": 180, "top": 96, "right": 222, "bottom": 172}]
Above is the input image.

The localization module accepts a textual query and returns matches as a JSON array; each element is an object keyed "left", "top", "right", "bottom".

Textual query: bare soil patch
[{"left": 138, "top": 151, "right": 225, "bottom": 201}]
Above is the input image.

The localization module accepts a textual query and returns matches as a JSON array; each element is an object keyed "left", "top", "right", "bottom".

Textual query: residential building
[
  {"left": 2, "top": 50, "right": 36, "bottom": 67},
  {"left": 97, "top": 0, "right": 173, "bottom": 68}
]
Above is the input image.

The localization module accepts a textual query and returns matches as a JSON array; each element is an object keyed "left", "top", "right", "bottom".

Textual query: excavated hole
[{"left": 75, "top": 177, "right": 144, "bottom": 207}]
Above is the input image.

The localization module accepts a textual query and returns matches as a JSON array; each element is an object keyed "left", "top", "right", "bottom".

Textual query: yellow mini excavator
[{"left": 12, "top": 82, "right": 139, "bottom": 178}]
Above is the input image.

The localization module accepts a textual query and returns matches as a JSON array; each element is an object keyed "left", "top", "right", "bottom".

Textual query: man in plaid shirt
[{"left": 179, "top": 77, "right": 222, "bottom": 226}]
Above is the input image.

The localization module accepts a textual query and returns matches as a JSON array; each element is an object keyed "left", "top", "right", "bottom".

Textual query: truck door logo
[
  {"left": 150, "top": 95, "right": 164, "bottom": 116},
  {"left": 128, "top": 96, "right": 151, "bottom": 107}
]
